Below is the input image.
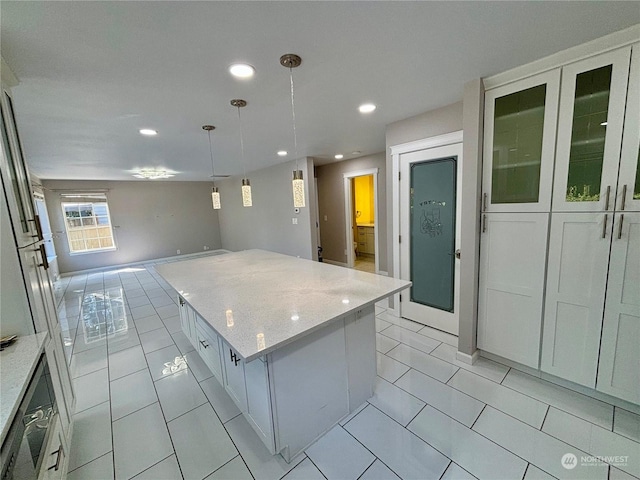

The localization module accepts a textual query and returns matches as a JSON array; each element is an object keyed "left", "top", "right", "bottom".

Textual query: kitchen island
[{"left": 155, "top": 249, "right": 410, "bottom": 462}]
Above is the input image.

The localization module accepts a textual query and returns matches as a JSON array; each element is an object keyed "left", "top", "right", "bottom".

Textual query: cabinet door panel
[
  {"left": 597, "top": 213, "right": 640, "bottom": 403},
  {"left": 222, "top": 342, "right": 247, "bottom": 412},
  {"left": 245, "top": 358, "right": 275, "bottom": 452},
  {"left": 195, "top": 323, "right": 222, "bottom": 383},
  {"left": 553, "top": 47, "right": 631, "bottom": 212},
  {"left": 478, "top": 213, "right": 549, "bottom": 367},
  {"left": 483, "top": 70, "right": 560, "bottom": 212},
  {"left": 541, "top": 213, "right": 612, "bottom": 387},
  {"left": 617, "top": 43, "right": 640, "bottom": 212}
]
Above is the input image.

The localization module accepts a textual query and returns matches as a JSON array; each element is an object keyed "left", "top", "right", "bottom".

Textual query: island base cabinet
[
  {"left": 195, "top": 323, "right": 223, "bottom": 384},
  {"left": 477, "top": 213, "right": 549, "bottom": 368},
  {"left": 596, "top": 213, "right": 640, "bottom": 404},
  {"left": 38, "top": 413, "right": 68, "bottom": 480},
  {"left": 176, "top": 294, "right": 377, "bottom": 461}
]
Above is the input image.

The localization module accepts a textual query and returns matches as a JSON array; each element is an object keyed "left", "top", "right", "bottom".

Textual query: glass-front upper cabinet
[
  {"left": 552, "top": 47, "right": 632, "bottom": 212},
  {"left": 483, "top": 70, "right": 560, "bottom": 212},
  {"left": 0, "top": 83, "right": 38, "bottom": 245},
  {"left": 617, "top": 43, "right": 640, "bottom": 212}
]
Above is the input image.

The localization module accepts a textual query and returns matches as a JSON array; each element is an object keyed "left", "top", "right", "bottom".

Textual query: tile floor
[
  {"left": 353, "top": 256, "right": 375, "bottom": 274},
  {"left": 54, "top": 253, "right": 640, "bottom": 480}
]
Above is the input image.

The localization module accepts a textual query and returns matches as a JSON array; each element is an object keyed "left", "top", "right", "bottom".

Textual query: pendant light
[
  {"left": 280, "top": 53, "right": 305, "bottom": 208},
  {"left": 231, "top": 99, "right": 252, "bottom": 207},
  {"left": 202, "top": 125, "right": 221, "bottom": 209}
]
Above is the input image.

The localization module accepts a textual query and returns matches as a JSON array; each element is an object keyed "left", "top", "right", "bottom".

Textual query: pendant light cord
[
  {"left": 289, "top": 68, "right": 299, "bottom": 171},
  {"left": 236, "top": 106, "right": 247, "bottom": 177},
  {"left": 207, "top": 130, "right": 216, "bottom": 186}
]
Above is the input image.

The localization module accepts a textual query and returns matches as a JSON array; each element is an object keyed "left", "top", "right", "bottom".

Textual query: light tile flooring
[
  {"left": 54, "top": 253, "right": 640, "bottom": 480},
  {"left": 353, "top": 255, "right": 375, "bottom": 274}
]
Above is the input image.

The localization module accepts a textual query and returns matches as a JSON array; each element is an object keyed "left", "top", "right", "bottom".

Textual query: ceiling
[{"left": 1, "top": 2, "right": 638, "bottom": 181}]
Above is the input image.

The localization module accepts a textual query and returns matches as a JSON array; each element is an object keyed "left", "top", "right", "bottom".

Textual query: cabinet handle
[
  {"left": 36, "top": 244, "right": 49, "bottom": 270},
  {"left": 199, "top": 339, "right": 209, "bottom": 349},
  {"left": 602, "top": 214, "right": 608, "bottom": 239},
  {"left": 31, "top": 215, "right": 44, "bottom": 241},
  {"left": 482, "top": 214, "right": 487, "bottom": 233},
  {"left": 229, "top": 348, "right": 240, "bottom": 366},
  {"left": 620, "top": 184, "right": 627, "bottom": 211},
  {"left": 483, "top": 193, "right": 487, "bottom": 212},
  {"left": 48, "top": 446, "right": 63, "bottom": 471},
  {"left": 605, "top": 185, "right": 611, "bottom": 210},
  {"left": 617, "top": 214, "right": 624, "bottom": 240}
]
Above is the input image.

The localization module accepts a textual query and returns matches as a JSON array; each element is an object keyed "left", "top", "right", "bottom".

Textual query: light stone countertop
[
  {"left": 0, "top": 332, "right": 48, "bottom": 444},
  {"left": 155, "top": 249, "right": 410, "bottom": 362}
]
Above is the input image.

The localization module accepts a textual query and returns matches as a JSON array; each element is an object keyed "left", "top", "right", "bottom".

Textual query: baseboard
[
  {"left": 456, "top": 349, "right": 479, "bottom": 366},
  {"left": 323, "top": 259, "right": 348, "bottom": 267},
  {"left": 60, "top": 249, "right": 231, "bottom": 277},
  {"left": 479, "top": 350, "right": 640, "bottom": 414}
]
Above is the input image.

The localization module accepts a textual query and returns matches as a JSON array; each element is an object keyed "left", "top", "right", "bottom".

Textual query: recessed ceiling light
[
  {"left": 229, "top": 63, "right": 255, "bottom": 78},
  {"left": 139, "top": 129, "right": 158, "bottom": 136},
  {"left": 334, "top": 154, "right": 344, "bottom": 160},
  {"left": 358, "top": 103, "right": 376, "bottom": 113},
  {"left": 277, "top": 150, "right": 288, "bottom": 157}
]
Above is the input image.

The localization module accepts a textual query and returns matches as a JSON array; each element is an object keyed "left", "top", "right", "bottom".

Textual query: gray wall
[
  {"left": 217, "top": 158, "right": 316, "bottom": 260},
  {"left": 385, "top": 101, "right": 464, "bottom": 285},
  {"left": 43, "top": 180, "right": 222, "bottom": 273},
  {"left": 315, "top": 153, "right": 387, "bottom": 270}
]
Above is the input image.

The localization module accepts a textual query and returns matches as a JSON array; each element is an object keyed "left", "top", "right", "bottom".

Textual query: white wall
[
  {"left": 43, "top": 180, "right": 222, "bottom": 273},
  {"left": 217, "top": 158, "right": 316, "bottom": 260},
  {"left": 385, "top": 102, "right": 464, "bottom": 308}
]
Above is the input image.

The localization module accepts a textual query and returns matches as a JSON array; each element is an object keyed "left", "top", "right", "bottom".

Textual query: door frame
[
  {"left": 390, "top": 131, "right": 463, "bottom": 317},
  {"left": 343, "top": 168, "right": 379, "bottom": 271}
]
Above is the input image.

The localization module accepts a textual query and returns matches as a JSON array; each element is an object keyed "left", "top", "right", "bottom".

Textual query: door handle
[
  {"left": 604, "top": 185, "right": 611, "bottom": 210},
  {"left": 620, "top": 184, "right": 627, "bottom": 211},
  {"left": 483, "top": 193, "right": 487, "bottom": 212},
  {"left": 602, "top": 214, "right": 608, "bottom": 239},
  {"left": 617, "top": 214, "right": 624, "bottom": 240},
  {"left": 31, "top": 215, "right": 44, "bottom": 241},
  {"left": 482, "top": 215, "right": 487, "bottom": 233}
]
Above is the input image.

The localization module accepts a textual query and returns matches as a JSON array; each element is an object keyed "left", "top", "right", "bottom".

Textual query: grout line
[
  {"left": 437, "top": 461, "right": 453, "bottom": 480},
  {"left": 539, "top": 404, "right": 551, "bottom": 431},
  {"left": 303, "top": 454, "right": 330, "bottom": 480},
  {"left": 127, "top": 453, "right": 174, "bottom": 479},
  {"left": 469, "top": 404, "right": 487, "bottom": 430}
]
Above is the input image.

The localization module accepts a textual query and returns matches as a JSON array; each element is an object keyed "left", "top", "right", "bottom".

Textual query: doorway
[
  {"left": 343, "top": 168, "right": 379, "bottom": 273},
  {"left": 394, "top": 133, "right": 462, "bottom": 335}
]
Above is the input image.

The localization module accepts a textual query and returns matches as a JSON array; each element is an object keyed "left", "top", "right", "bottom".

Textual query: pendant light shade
[
  {"left": 280, "top": 53, "right": 306, "bottom": 209},
  {"left": 241, "top": 178, "right": 252, "bottom": 207},
  {"left": 231, "top": 99, "right": 252, "bottom": 208},
  {"left": 292, "top": 170, "right": 305, "bottom": 208},
  {"left": 203, "top": 125, "right": 222, "bottom": 210},
  {"left": 211, "top": 186, "right": 221, "bottom": 210}
]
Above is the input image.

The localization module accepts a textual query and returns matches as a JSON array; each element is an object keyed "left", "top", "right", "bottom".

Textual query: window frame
[{"left": 60, "top": 196, "right": 117, "bottom": 255}]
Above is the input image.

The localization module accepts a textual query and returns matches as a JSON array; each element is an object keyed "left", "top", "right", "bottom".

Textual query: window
[{"left": 61, "top": 194, "right": 116, "bottom": 253}]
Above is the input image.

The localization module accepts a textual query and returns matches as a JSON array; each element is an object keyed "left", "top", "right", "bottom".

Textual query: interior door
[{"left": 400, "top": 142, "right": 462, "bottom": 335}]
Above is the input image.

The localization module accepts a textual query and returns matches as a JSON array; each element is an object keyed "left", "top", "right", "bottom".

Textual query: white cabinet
[
  {"left": 221, "top": 341, "right": 248, "bottom": 412},
  {"left": 552, "top": 47, "right": 631, "bottom": 213},
  {"left": 541, "top": 213, "right": 613, "bottom": 387},
  {"left": 176, "top": 295, "right": 376, "bottom": 460},
  {"left": 195, "top": 323, "right": 222, "bottom": 383},
  {"left": 616, "top": 43, "right": 640, "bottom": 213},
  {"left": 596, "top": 212, "right": 640, "bottom": 403},
  {"left": 38, "top": 413, "right": 67, "bottom": 480},
  {"left": 483, "top": 70, "right": 560, "bottom": 212},
  {"left": 357, "top": 226, "right": 375, "bottom": 255},
  {"left": 478, "top": 213, "right": 549, "bottom": 368}
]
